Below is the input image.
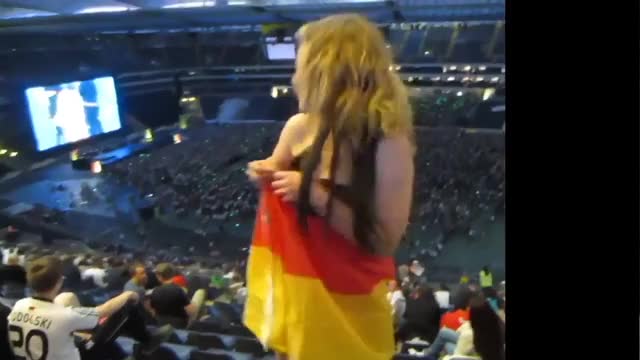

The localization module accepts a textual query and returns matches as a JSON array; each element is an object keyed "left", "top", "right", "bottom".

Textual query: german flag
[{"left": 244, "top": 187, "right": 396, "bottom": 360}]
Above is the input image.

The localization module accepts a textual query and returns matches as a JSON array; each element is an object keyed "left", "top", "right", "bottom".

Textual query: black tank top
[{"left": 291, "top": 148, "right": 356, "bottom": 210}]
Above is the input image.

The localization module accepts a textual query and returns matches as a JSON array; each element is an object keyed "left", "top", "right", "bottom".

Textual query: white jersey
[{"left": 7, "top": 297, "right": 99, "bottom": 360}]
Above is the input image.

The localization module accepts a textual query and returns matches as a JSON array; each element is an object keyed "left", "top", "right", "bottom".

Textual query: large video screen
[
  {"left": 25, "top": 76, "right": 122, "bottom": 151},
  {"left": 264, "top": 36, "right": 296, "bottom": 61}
]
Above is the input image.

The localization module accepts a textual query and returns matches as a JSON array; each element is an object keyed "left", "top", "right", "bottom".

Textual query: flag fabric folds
[{"left": 243, "top": 187, "right": 396, "bottom": 360}]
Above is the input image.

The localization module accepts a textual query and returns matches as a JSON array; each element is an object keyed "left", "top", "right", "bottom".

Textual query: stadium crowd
[
  {"left": 107, "top": 123, "right": 504, "bottom": 259},
  {"left": 0, "top": 242, "right": 505, "bottom": 360},
  {"left": 0, "top": 119, "right": 505, "bottom": 360}
]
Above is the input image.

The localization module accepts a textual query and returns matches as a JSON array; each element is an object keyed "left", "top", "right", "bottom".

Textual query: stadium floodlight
[
  {"left": 0, "top": 149, "right": 7, "bottom": 155},
  {"left": 462, "top": 77, "right": 470, "bottom": 82},
  {"left": 479, "top": 65, "right": 487, "bottom": 71},
  {"left": 501, "top": 68, "right": 506, "bottom": 73},
  {"left": 394, "top": 65, "right": 402, "bottom": 71},
  {"left": 456, "top": 91, "right": 463, "bottom": 97},
  {"left": 449, "top": 66, "right": 457, "bottom": 71},
  {"left": 76, "top": 6, "right": 137, "bottom": 14},
  {"left": 408, "top": 77, "right": 414, "bottom": 82},
  {"left": 491, "top": 77, "right": 500, "bottom": 83},
  {"left": 9, "top": 152, "right": 18, "bottom": 157},
  {"left": 271, "top": 87, "right": 278, "bottom": 99},
  {"left": 476, "top": 77, "right": 485, "bottom": 82},
  {"left": 91, "top": 161, "right": 102, "bottom": 174},
  {"left": 447, "top": 76, "right": 455, "bottom": 82},
  {"left": 431, "top": 76, "right": 441, "bottom": 81},
  {"left": 464, "top": 65, "right": 471, "bottom": 71},
  {"left": 424, "top": 50, "right": 431, "bottom": 55},
  {"left": 163, "top": 1, "right": 215, "bottom": 9}
]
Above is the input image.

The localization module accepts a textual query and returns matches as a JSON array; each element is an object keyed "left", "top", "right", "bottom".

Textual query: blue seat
[
  {"left": 190, "top": 350, "right": 234, "bottom": 360},
  {"left": 165, "top": 343, "right": 197, "bottom": 360},
  {"left": 115, "top": 337, "right": 135, "bottom": 354},
  {"left": 232, "top": 337, "right": 269, "bottom": 357},
  {"left": 190, "top": 320, "right": 225, "bottom": 333},
  {"left": 186, "top": 332, "right": 228, "bottom": 350},
  {"left": 226, "top": 324, "right": 254, "bottom": 338}
]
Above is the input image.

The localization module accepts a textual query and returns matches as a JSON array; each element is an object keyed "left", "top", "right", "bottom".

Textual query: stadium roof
[{"left": 0, "top": 0, "right": 504, "bottom": 33}]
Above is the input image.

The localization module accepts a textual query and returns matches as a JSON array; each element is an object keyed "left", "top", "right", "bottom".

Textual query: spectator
[
  {"left": 441, "top": 286, "right": 473, "bottom": 331},
  {"left": 80, "top": 258, "right": 107, "bottom": 288},
  {"left": 387, "top": 280, "right": 406, "bottom": 329},
  {"left": 8, "top": 256, "right": 172, "bottom": 360},
  {"left": 425, "top": 294, "right": 505, "bottom": 360},
  {"left": 479, "top": 265, "right": 494, "bottom": 295},
  {"left": 408, "top": 259, "right": 427, "bottom": 288},
  {"left": 103, "top": 257, "right": 129, "bottom": 291},
  {"left": 124, "top": 263, "right": 148, "bottom": 299},
  {"left": 149, "top": 263, "right": 199, "bottom": 328},
  {"left": 468, "top": 295, "right": 505, "bottom": 360},
  {"left": 434, "top": 283, "right": 451, "bottom": 310},
  {"left": 61, "top": 255, "right": 82, "bottom": 291},
  {"left": 171, "top": 273, "right": 189, "bottom": 290},
  {"left": 0, "top": 298, "right": 14, "bottom": 360},
  {"left": 0, "top": 254, "right": 27, "bottom": 299},
  {"left": 397, "top": 285, "right": 441, "bottom": 343},
  {"left": 459, "top": 272, "right": 470, "bottom": 285}
]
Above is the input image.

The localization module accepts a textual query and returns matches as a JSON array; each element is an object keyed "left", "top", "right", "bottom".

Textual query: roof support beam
[{"left": 0, "top": 0, "right": 64, "bottom": 13}]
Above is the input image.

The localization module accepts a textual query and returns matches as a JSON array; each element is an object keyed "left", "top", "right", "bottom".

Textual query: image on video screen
[{"left": 25, "top": 76, "right": 122, "bottom": 151}]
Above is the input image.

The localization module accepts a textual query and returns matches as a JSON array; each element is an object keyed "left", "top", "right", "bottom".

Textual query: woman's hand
[
  {"left": 246, "top": 159, "right": 277, "bottom": 185},
  {"left": 271, "top": 171, "right": 302, "bottom": 202}
]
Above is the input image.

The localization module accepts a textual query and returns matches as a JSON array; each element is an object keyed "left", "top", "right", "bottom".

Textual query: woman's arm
[{"left": 309, "top": 135, "right": 414, "bottom": 256}]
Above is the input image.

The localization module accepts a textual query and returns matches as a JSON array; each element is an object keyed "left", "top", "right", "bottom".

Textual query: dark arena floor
[{"left": 0, "top": 123, "right": 265, "bottom": 266}]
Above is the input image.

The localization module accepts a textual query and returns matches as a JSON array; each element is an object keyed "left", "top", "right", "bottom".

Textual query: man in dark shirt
[
  {"left": 0, "top": 299, "right": 14, "bottom": 360},
  {"left": 0, "top": 254, "right": 26, "bottom": 298},
  {"left": 149, "top": 263, "right": 197, "bottom": 329},
  {"left": 104, "top": 257, "right": 129, "bottom": 291},
  {"left": 61, "top": 255, "right": 83, "bottom": 291}
]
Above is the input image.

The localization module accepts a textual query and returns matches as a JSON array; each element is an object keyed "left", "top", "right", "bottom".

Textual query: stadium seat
[
  {"left": 190, "top": 320, "right": 225, "bottom": 333},
  {"left": 165, "top": 343, "right": 197, "bottom": 360},
  {"left": 186, "top": 332, "right": 228, "bottom": 350},
  {"left": 232, "top": 337, "right": 269, "bottom": 357},
  {"left": 189, "top": 350, "right": 240, "bottom": 360},
  {"left": 132, "top": 344, "right": 184, "bottom": 360},
  {"left": 115, "top": 337, "right": 136, "bottom": 354},
  {"left": 226, "top": 324, "right": 254, "bottom": 338},
  {"left": 211, "top": 301, "right": 242, "bottom": 325}
]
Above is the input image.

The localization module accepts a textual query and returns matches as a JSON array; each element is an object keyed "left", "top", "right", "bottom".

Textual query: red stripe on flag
[{"left": 252, "top": 188, "right": 395, "bottom": 294}]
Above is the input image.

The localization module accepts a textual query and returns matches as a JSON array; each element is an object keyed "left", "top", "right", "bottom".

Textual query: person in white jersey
[{"left": 7, "top": 256, "right": 172, "bottom": 360}]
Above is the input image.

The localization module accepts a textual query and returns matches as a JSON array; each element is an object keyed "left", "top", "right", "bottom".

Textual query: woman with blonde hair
[{"left": 244, "top": 14, "right": 414, "bottom": 360}]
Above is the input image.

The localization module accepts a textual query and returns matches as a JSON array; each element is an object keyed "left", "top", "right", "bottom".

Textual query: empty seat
[
  {"left": 186, "top": 332, "right": 228, "bottom": 350},
  {"left": 165, "top": 343, "right": 197, "bottom": 360}
]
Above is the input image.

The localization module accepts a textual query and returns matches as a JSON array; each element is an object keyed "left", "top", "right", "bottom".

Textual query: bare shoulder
[
  {"left": 282, "top": 113, "right": 309, "bottom": 135},
  {"left": 280, "top": 113, "right": 309, "bottom": 146}
]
